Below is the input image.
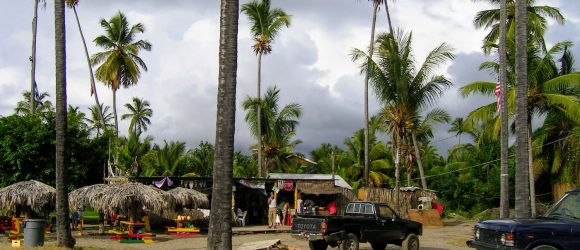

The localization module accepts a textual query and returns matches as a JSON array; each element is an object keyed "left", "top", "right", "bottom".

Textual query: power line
[{"left": 411, "top": 135, "right": 574, "bottom": 181}]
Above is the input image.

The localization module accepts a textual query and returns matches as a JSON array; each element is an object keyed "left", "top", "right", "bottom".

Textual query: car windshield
[{"left": 544, "top": 192, "right": 580, "bottom": 221}]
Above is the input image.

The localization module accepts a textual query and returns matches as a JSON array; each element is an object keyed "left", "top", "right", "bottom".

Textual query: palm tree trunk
[
  {"left": 384, "top": 0, "right": 394, "bottom": 34},
  {"left": 499, "top": 0, "right": 510, "bottom": 219},
  {"left": 72, "top": 5, "right": 105, "bottom": 127},
  {"left": 528, "top": 124, "right": 536, "bottom": 217},
  {"left": 207, "top": 0, "right": 238, "bottom": 248},
  {"left": 514, "top": 0, "right": 531, "bottom": 219},
  {"left": 30, "top": 0, "right": 39, "bottom": 114},
  {"left": 54, "top": 0, "right": 74, "bottom": 247},
  {"left": 112, "top": 87, "right": 119, "bottom": 137},
  {"left": 394, "top": 133, "right": 401, "bottom": 214},
  {"left": 257, "top": 52, "right": 263, "bottom": 177},
  {"left": 364, "top": 3, "right": 379, "bottom": 187},
  {"left": 412, "top": 132, "right": 427, "bottom": 189}
]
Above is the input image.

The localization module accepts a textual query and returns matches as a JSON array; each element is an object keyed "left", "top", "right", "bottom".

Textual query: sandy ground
[{"left": 2, "top": 221, "right": 474, "bottom": 250}]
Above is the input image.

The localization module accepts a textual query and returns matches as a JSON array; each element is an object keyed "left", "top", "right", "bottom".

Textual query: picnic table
[
  {"left": 166, "top": 216, "right": 200, "bottom": 236},
  {"left": 108, "top": 221, "right": 154, "bottom": 243}
]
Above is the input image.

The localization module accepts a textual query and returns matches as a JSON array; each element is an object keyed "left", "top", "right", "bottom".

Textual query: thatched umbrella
[
  {"left": 167, "top": 187, "right": 209, "bottom": 209},
  {"left": 0, "top": 180, "right": 56, "bottom": 216},
  {"left": 69, "top": 182, "right": 175, "bottom": 221}
]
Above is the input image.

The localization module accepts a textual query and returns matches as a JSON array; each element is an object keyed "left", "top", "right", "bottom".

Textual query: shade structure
[
  {"left": 68, "top": 182, "right": 175, "bottom": 216},
  {"left": 167, "top": 187, "right": 209, "bottom": 209},
  {"left": 0, "top": 180, "right": 56, "bottom": 214}
]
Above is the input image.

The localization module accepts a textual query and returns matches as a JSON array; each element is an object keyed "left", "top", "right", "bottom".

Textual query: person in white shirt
[{"left": 267, "top": 193, "right": 277, "bottom": 228}]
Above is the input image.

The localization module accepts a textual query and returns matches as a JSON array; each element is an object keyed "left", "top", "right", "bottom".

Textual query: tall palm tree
[
  {"left": 473, "top": 0, "right": 564, "bottom": 53},
  {"left": 515, "top": 0, "right": 530, "bottom": 219},
  {"left": 362, "top": 0, "right": 380, "bottom": 188},
  {"left": 353, "top": 30, "right": 454, "bottom": 206},
  {"left": 499, "top": 0, "right": 510, "bottom": 219},
  {"left": 65, "top": 0, "right": 105, "bottom": 126},
  {"left": 30, "top": 0, "right": 44, "bottom": 114},
  {"left": 91, "top": 12, "right": 152, "bottom": 136},
  {"left": 241, "top": 0, "right": 290, "bottom": 177},
  {"left": 207, "top": 0, "right": 238, "bottom": 248},
  {"left": 242, "top": 86, "right": 302, "bottom": 175},
  {"left": 54, "top": 0, "right": 74, "bottom": 246},
  {"left": 85, "top": 103, "right": 114, "bottom": 137},
  {"left": 121, "top": 97, "right": 153, "bottom": 135}
]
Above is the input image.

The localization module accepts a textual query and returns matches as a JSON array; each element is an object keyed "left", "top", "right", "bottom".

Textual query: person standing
[
  {"left": 282, "top": 200, "right": 289, "bottom": 225},
  {"left": 267, "top": 193, "right": 277, "bottom": 228},
  {"left": 297, "top": 194, "right": 304, "bottom": 214}
]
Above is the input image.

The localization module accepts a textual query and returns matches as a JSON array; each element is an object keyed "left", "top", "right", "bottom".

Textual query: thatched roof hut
[
  {"left": 0, "top": 180, "right": 56, "bottom": 214},
  {"left": 167, "top": 187, "right": 209, "bottom": 209},
  {"left": 69, "top": 182, "right": 175, "bottom": 220}
]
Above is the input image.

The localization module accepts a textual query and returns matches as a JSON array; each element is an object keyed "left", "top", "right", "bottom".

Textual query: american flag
[{"left": 494, "top": 81, "right": 501, "bottom": 112}]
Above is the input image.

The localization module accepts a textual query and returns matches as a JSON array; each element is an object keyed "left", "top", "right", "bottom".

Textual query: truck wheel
[
  {"left": 402, "top": 233, "right": 419, "bottom": 250},
  {"left": 308, "top": 240, "right": 328, "bottom": 250},
  {"left": 370, "top": 242, "right": 387, "bottom": 250},
  {"left": 339, "top": 233, "right": 359, "bottom": 250},
  {"left": 532, "top": 245, "right": 558, "bottom": 250}
]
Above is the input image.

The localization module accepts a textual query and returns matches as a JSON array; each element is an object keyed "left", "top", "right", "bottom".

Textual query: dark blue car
[{"left": 467, "top": 189, "right": 580, "bottom": 250}]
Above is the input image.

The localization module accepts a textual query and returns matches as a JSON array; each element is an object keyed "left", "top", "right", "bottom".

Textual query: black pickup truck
[
  {"left": 467, "top": 189, "right": 580, "bottom": 250},
  {"left": 291, "top": 201, "right": 422, "bottom": 250}
]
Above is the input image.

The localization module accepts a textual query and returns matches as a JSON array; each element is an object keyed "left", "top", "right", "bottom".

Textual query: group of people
[{"left": 267, "top": 193, "right": 291, "bottom": 228}]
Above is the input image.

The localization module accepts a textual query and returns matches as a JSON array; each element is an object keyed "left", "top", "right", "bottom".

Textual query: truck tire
[
  {"left": 308, "top": 240, "right": 328, "bottom": 250},
  {"left": 339, "top": 233, "right": 359, "bottom": 250},
  {"left": 401, "top": 233, "right": 419, "bottom": 250},
  {"left": 370, "top": 242, "right": 387, "bottom": 250},
  {"left": 532, "top": 245, "right": 558, "bottom": 250}
]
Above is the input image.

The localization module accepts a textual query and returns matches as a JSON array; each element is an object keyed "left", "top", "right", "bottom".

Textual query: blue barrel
[{"left": 23, "top": 219, "right": 46, "bottom": 247}]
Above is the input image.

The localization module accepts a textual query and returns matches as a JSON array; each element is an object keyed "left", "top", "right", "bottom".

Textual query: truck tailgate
[{"left": 291, "top": 216, "right": 325, "bottom": 234}]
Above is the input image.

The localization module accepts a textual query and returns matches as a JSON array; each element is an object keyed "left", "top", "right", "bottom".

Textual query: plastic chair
[{"left": 237, "top": 211, "right": 247, "bottom": 226}]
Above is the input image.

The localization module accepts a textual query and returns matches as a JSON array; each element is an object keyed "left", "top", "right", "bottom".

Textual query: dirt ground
[{"left": 1, "top": 221, "right": 474, "bottom": 250}]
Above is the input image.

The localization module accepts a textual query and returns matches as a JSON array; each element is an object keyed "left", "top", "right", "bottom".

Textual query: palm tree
[
  {"left": 15, "top": 91, "right": 53, "bottom": 115},
  {"left": 121, "top": 97, "right": 153, "bottom": 135},
  {"left": 241, "top": 0, "right": 290, "bottom": 177},
  {"left": 473, "top": 0, "right": 564, "bottom": 53},
  {"left": 143, "top": 141, "right": 187, "bottom": 176},
  {"left": 515, "top": 0, "right": 529, "bottom": 219},
  {"left": 65, "top": 0, "right": 105, "bottom": 127},
  {"left": 449, "top": 117, "right": 467, "bottom": 144},
  {"left": 207, "top": 0, "right": 238, "bottom": 248},
  {"left": 54, "top": 0, "right": 74, "bottom": 246},
  {"left": 361, "top": 0, "right": 380, "bottom": 188},
  {"left": 85, "top": 103, "right": 114, "bottom": 137},
  {"left": 116, "top": 131, "right": 153, "bottom": 176},
  {"left": 352, "top": 30, "right": 454, "bottom": 206},
  {"left": 184, "top": 141, "right": 215, "bottom": 177},
  {"left": 91, "top": 12, "right": 152, "bottom": 136},
  {"left": 30, "top": 0, "right": 45, "bottom": 114},
  {"left": 233, "top": 152, "right": 258, "bottom": 178},
  {"left": 242, "top": 86, "right": 302, "bottom": 175},
  {"left": 499, "top": 0, "right": 510, "bottom": 219}
]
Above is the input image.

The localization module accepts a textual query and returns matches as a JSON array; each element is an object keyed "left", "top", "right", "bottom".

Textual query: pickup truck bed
[{"left": 292, "top": 202, "right": 422, "bottom": 250}]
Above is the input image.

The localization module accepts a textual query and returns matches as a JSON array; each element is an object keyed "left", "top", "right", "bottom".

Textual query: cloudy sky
[{"left": 1, "top": 0, "right": 579, "bottom": 157}]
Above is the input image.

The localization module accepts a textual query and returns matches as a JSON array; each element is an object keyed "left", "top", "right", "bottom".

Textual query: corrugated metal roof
[{"left": 267, "top": 173, "right": 352, "bottom": 190}]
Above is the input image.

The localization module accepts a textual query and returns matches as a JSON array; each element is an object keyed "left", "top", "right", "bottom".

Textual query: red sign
[{"left": 283, "top": 180, "right": 293, "bottom": 191}]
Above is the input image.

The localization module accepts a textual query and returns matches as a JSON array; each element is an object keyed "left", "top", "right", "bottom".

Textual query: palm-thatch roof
[
  {"left": 68, "top": 182, "right": 175, "bottom": 215},
  {"left": 167, "top": 187, "right": 209, "bottom": 209},
  {"left": 0, "top": 180, "right": 56, "bottom": 214}
]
